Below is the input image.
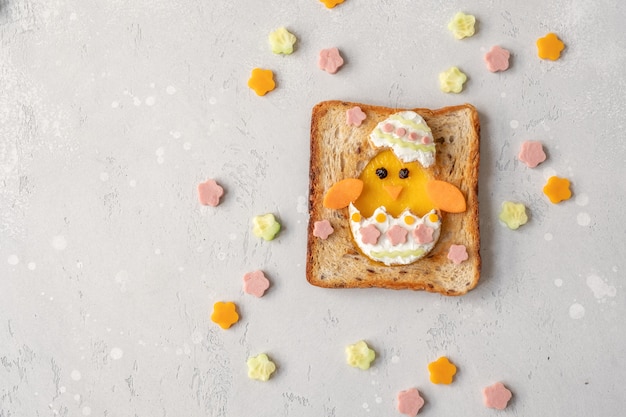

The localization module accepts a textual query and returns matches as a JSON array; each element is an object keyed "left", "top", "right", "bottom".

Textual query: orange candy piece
[
  {"left": 320, "top": 0, "right": 345, "bottom": 8},
  {"left": 248, "top": 68, "right": 276, "bottom": 96},
  {"left": 323, "top": 178, "right": 364, "bottom": 209},
  {"left": 536, "top": 33, "right": 565, "bottom": 60},
  {"left": 211, "top": 301, "right": 239, "bottom": 329},
  {"left": 428, "top": 356, "right": 457, "bottom": 384},
  {"left": 543, "top": 176, "right": 572, "bottom": 204}
]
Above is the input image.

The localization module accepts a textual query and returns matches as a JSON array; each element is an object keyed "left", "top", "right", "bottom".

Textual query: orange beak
[{"left": 384, "top": 185, "right": 403, "bottom": 200}]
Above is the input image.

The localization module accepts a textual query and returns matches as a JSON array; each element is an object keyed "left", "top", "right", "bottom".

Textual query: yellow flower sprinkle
[
  {"left": 346, "top": 340, "right": 376, "bottom": 370},
  {"left": 448, "top": 12, "right": 476, "bottom": 40},
  {"left": 439, "top": 66, "right": 467, "bottom": 93}
]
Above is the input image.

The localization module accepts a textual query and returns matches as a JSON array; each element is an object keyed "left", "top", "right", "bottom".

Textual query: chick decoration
[{"left": 323, "top": 111, "right": 466, "bottom": 266}]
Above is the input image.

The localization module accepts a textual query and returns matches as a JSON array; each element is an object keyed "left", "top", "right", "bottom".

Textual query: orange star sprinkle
[
  {"left": 536, "top": 33, "right": 565, "bottom": 60},
  {"left": 247, "top": 68, "right": 276, "bottom": 96},
  {"left": 428, "top": 356, "right": 457, "bottom": 384},
  {"left": 543, "top": 176, "right": 572, "bottom": 204},
  {"left": 320, "top": 0, "right": 344, "bottom": 8},
  {"left": 211, "top": 301, "right": 239, "bottom": 329}
]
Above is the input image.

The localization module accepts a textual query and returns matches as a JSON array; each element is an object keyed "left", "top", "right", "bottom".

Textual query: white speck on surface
[
  {"left": 145, "top": 96, "right": 155, "bottom": 106},
  {"left": 209, "top": 96, "right": 217, "bottom": 105},
  {"left": 228, "top": 233, "right": 237, "bottom": 241},
  {"left": 362, "top": 403, "right": 369, "bottom": 409},
  {"left": 510, "top": 120, "right": 519, "bottom": 129},
  {"left": 500, "top": 92, "right": 506, "bottom": 98},
  {"left": 297, "top": 195, "right": 308, "bottom": 214},
  {"left": 59, "top": 386, "right": 66, "bottom": 393},
  {"left": 7, "top": 255, "right": 19, "bottom": 265},
  {"left": 76, "top": 261, "right": 83, "bottom": 269},
  {"left": 391, "top": 355, "right": 400, "bottom": 364},
  {"left": 109, "top": 347, "right": 124, "bottom": 360},
  {"left": 70, "top": 370, "right": 82, "bottom": 381},
  {"left": 133, "top": 97, "right": 141, "bottom": 106},
  {"left": 569, "top": 303, "right": 585, "bottom": 319},
  {"left": 575, "top": 193, "right": 589, "bottom": 206},
  {"left": 375, "top": 396, "right": 382, "bottom": 404},
  {"left": 73, "top": 394, "right": 80, "bottom": 402},
  {"left": 52, "top": 236, "right": 67, "bottom": 251},
  {"left": 555, "top": 279, "right": 563, "bottom": 287},
  {"left": 99, "top": 172, "right": 109, "bottom": 182},
  {"left": 154, "top": 248, "right": 161, "bottom": 255},
  {"left": 69, "top": 12, "right": 77, "bottom": 20},
  {"left": 183, "top": 142, "right": 191, "bottom": 150},
  {"left": 156, "top": 147, "right": 164, "bottom": 156},
  {"left": 577, "top": 212, "right": 591, "bottom": 226},
  {"left": 170, "top": 131, "right": 181, "bottom": 139},
  {"left": 544, "top": 233, "right": 553, "bottom": 241},
  {"left": 166, "top": 85, "right": 176, "bottom": 95},
  {"left": 28, "top": 262, "right": 36, "bottom": 270},
  {"left": 129, "top": 180, "right": 137, "bottom": 187},
  {"left": 111, "top": 101, "right": 119, "bottom": 108},
  {"left": 217, "top": 252, "right": 226, "bottom": 261},
  {"left": 586, "top": 275, "right": 616, "bottom": 300},
  {"left": 191, "top": 331, "right": 203, "bottom": 344},
  {"left": 82, "top": 406, "right": 91, "bottom": 416}
]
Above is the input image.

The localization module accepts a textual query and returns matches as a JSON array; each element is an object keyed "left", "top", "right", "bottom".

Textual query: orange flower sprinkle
[
  {"left": 211, "top": 301, "right": 239, "bottom": 329},
  {"left": 543, "top": 176, "right": 572, "bottom": 204},
  {"left": 536, "top": 33, "right": 565, "bottom": 60},
  {"left": 247, "top": 68, "right": 276, "bottom": 96},
  {"left": 320, "top": 0, "right": 344, "bottom": 9},
  {"left": 428, "top": 356, "right": 457, "bottom": 384}
]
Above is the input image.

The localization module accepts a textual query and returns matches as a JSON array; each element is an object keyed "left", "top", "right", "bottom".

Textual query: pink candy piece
[
  {"left": 447, "top": 244, "right": 469, "bottom": 264},
  {"left": 518, "top": 140, "right": 547, "bottom": 168},
  {"left": 386, "top": 225, "right": 408, "bottom": 246},
  {"left": 313, "top": 219, "right": 334, "bottom": 239},
  {"left": 197, "top": 179, "right": 224, "bottom": 207},
  {"left": 421, "top": 136, "right": 432, "bottom": 145},
  {"left": 382, "top": 123, "right": 394, "bottom": 133},
  {"left": 408, "top": 132, "right": 419, "bottom": 141},
  {"left": 318, "top": 47, "right": 344, "bottom": 74},
  {"left": 360, "top": 224, "right": 381, "bottom": 245},
  {"left": 483, "top": 382, "right": 513, "bottom": 410},
  {"left": 396, "top": 127, "right": 407, "bottom": 137},
  {"left": 413, "top": 224, "right": 434, "bottom": 244},
  {"left": 397, "top": 388, "right": 425, "bottom": 416},
  {"left": 243, "top": 270, "right": 270, "bottom": 298},
  {"left": 346, "top": 106, "right": 367, "bottom": 127},
  {"left": 484, "top": 45, "right": 511, "bottom": 72}
]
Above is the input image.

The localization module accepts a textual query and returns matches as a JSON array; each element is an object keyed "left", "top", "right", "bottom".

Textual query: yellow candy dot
[
  {"left": 375, "top": 213, "right": 387, "bottom": 223},
  {"left": 428, "top": 213, "right": 439, "bottom": 223},
  {"left": 404, "top": 216, "right": 415, "bottom": 225},
  {"left": 351, "top": 212, "right": 362, "bottom": 222}
]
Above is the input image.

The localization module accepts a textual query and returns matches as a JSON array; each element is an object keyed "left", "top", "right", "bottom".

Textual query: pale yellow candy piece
[
  {"left": 448, "top": 12, "right": 476, "bottom": 39},
  {"left": 252, "top": 213, "right": 281, "bottom": 241},
  {"left": 439, "top": 66, "right": 467, "bottom": 93},
  {"left": 269, "top": 27, "right": 297, "bottom": 55},
  {"left": 247, "top": 353, "right": 276, "bottom": 381},
  {"left": 346, "top": 340, "right": 376, "bottom": 370},
  {"left": 499, "top": 201, "right": 528, "bottom": 230}
]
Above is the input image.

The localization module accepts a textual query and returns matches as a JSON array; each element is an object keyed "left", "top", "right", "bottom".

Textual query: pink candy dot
[
  {"left": 408, "top": 132, "right": 419, "bottom": 141},
  {"left": 396, "top": 127, "right": 406, "bottom": 137},
  {"left": 422, "top": 136, "right": 432, "bottom": 144},
  {"left": 383, "top": 123, "right": 394, "bottom": 133}
]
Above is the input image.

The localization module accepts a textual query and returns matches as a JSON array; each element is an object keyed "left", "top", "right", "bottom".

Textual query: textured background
[{"left": 1, "top": 0, "right": 625, "bottom": 416}]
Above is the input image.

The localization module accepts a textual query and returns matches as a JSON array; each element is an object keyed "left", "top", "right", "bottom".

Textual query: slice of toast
[{"left": 306, "top": 101, "right": 480, "bottom": 295}]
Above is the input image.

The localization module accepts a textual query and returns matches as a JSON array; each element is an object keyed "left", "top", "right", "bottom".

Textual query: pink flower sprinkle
[
  {"left": 518, "top": 140, "right": 547, "bottom": 168},
  {"left": 243, "top": 270, "right": 270, "bottom": 298},
  {"left": 413, "top": 224, "right": 434, "bottom": 244},
  {"left": 313, "top": 219, "right": 334, "bottom": 239},
  {"left": 396, "top": 127, "right": 407, "bottom": 137},
  {"left": 397, "top": 388, "right": 425, "bottom": 416},
  {"left": 346, "top": 106, "right": 367, "bottom": 127},
  {"left": 484, "top": 45, "right": 511, "bottom": 73},
  {"left": 386, "top": 225, "right": 408, "bottom": 246},
  {"left": 447, "top": 244, "right": 469, "bottom": 264},
  {"left": 360, "top": 224, "right": 381, "bottom": 245},
  {"left": 197, "top": 179, "right": 224, "bottom": 207},
  {"left": 483, "top": 382, "right": 513, "bottom": 410},
  {"left": 318, "top": 47, "right": 344, "bottom": 74}
]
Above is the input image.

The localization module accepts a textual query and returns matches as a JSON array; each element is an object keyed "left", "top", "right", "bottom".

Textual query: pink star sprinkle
[
  {"left": 346, "top": 106, "right": 366, "bottom": 127},
  {"left": 243, "top": 270, "right": 270, "bottom": 298},
  {"left": 484, "top": 45, "right": 511, "bottom": 72},
  {"left": 397, "top": 388, "right": 425, "bottom": 416},
  {"left": 386, "top": 225, "right": 408, "bottom": 246},
  {"left": 413, "top": 224, "right": 434, "bottom": 244},
  {"left": 318, "top": 47, "right": 344, "bottom": 74},
  {"left": 197, "top": 179, "right": 224, "bottom": 207},
  {"left": 483, "top": 382, "right": 513, "bottom": 410},
  {"left": 313, "top": 219, "right": 334, "bottom": 239},
  {"left": 518, "top": 140, "right": 547, "bottom": 168},
  {"left": 359, "top": 224, "right": 381, "bottom": 245},
  {"left": 447, "top": 244, "right": 469, "bottom": 264}
]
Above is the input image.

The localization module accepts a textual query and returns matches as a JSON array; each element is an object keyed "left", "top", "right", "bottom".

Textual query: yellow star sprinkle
[
  {"left": 448, "top": 12, "right": 476, "bottom": 39},
  {"left": 428, "top": 356, "right": 457, "bottom": 384},
  {"left": 499, "top": 201, "right": 528, "bottom": 230},
  {"left": 536, "top": 33, "right": 565, "bottom": 61},
  {"left": 439, "top": 66, "right": 467, "bottom": 93},
  {"left": 269, "top": 27, "right": 297, "bottom": 55},
  {"left": 247, "top": 353, "right": 276, "bottom": 382},
  {"left": 346, "top": 340, "right": 376, "bottom": 370},
  {"left": 247, "top": 68, "right": 276, "bottom": 96},
  {"left": 543, "top": 176, "right": 572, "bottom": 204},
  {"left": 320, "top": 0, "right": 345, "bottom": 9}
]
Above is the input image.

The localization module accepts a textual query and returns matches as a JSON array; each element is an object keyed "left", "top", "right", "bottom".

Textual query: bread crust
[{"left": 306, "top": 101, "right": 480, "bottom": 295}]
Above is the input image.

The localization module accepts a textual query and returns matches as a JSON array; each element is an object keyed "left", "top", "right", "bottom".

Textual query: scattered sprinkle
[
  {"left": 243, "top": 270, "right": 270, "bottom": 298},
  {"left": 346, "top": 106, "right": 367, "bottom": 127},
  {"left": 211, "top": 301, "right": 239, "bottom": 329},
  {"left": 439, "top": 66, "right": 467, "bottom": 93},
  {"left": 313, "top": 219, "right": 335, "bottom": 239},
  {"left": 247, "top": 68, "right": 276, "bottom": 96},
  {"left": 413, "top": 224, "right": 434, "bottom": 244},
  {"left": 543, "top": 176, "right": 572, "bottom": 204},
  {"left": 346, "top": 340, "right": 376, "bottom": 370},
  {"left": 269, "top": 27, "right": 297, "bottom": 55},
  {"left": 320, "top": 0, "right": 345, "bottom": 9},
  {"left": 428, "top": 356, "right": 457, "bottom": 384},
  {"left": 447, "top": 244, "right": 468, "bottom": 264},
  {"left": 197, "top": 179, "right": 224, "bottom": 207},
  {"left": 252, "top": 213, "right": 281, "bottom": 241},
  {"left": 536, "top": 33, "right": 565, "bottom": 60},
  {"left": 318, "top": 47, "right": 344, "bottom": 74},
  {"left": 386, "top": 225, "right": 408, "bottom": 246},
  {"left": 518, "top": 140, "right": 547, "bottom": 168},
  {"left": 247, "top": 353, "right": 276, "bottom": 381},
  {"left": 483, "top": 382, "right": 513, "bottom": 410},
  {"left": 448, "top": 12, "right": 476, "bottom": 39},
  {"left": 359, "top": 224, "right": 381, "bottom": 245},
  {"left": 397, "top": 388, "right": 425, "bottom": 416},
  {"left": 484, "top": 46, "right": 511, "bottom": 72},
  {"left": 499, "top": 201, "right": 528, "bottom": 230}
]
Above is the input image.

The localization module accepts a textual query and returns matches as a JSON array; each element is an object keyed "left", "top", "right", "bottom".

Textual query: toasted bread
[{"left": 306, "top": 101, "right": 480, "bottom": 295}]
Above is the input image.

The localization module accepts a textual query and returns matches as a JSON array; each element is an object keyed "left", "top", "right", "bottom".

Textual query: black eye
[
  {"left": 399, "top": 168, "right": 409, "bottom": 179},
  {"left": 375, "top": 167, "right": 388, "bottom": 179}
]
